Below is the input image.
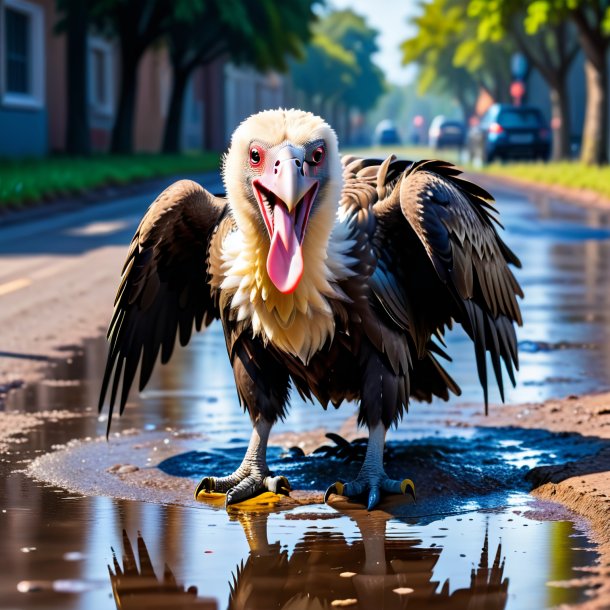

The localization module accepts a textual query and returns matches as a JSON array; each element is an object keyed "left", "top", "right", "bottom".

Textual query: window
[
  {"left": 88, "top": 36, "right": 114, "bottom": 116},
  {"left": 1, "top": 0, "right": 44, "bottom": 108},
  {"left": 498, "top": 109, "right": 544, "bottom": 129},
  {"left": 6, "top": 8, "right": 29, "bottom": 93}
]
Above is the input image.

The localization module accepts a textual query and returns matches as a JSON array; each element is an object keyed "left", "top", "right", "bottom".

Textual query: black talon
[
  {"left": 194, "top": 476, "right": 214, "bottom": 499},
  {"left": 401, "top": 478, "right": 416, "bottom": 502},
  {"left": 277, "top": 476, "right": 292, "bottom": 495},
  {"left": 324, "top": 481, "right": 345, "bottom": 503},
  {"left": 367, "top": 487, "right": 381, "bottom": 511}
]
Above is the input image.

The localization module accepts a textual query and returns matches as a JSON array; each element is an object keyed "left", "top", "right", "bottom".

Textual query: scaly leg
[
  {"left": 196, "top": 419, "right": 291, "bottom": 506},
  {"left": 324, "top": 421, "right": 415, "bottom": 510}
]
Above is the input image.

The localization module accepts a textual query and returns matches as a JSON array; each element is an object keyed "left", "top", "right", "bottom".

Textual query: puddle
[{"left": 0, "top": 336, "right": 604, "bottom": 609}]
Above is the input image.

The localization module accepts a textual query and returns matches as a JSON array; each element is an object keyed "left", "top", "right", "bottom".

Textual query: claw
[
  {"left": 367, "top": 487, "right": 380, "bottom": 511},
  {"left": 264, "top": 475, "right": 292, "bottom": 496},
  {"left": 401, "top": 478, "right": 416, "bottom": 502},
  {"left": 324, "top": 481, "right": 345, "bottom": 503},
  {"left": 194, "top": 476, "right": 215, "bottom": 499},
  {"left": 225, "top": 490, "right": 239, "bottom": 507}
]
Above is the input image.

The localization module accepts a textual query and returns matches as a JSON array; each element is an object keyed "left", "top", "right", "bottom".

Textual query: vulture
[{"left": 99, "top": 109, "right": 522, "bottom": 510}]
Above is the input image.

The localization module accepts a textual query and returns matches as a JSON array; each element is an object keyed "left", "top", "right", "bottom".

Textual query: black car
[
  {"left": 467, "top": 104, "right": 551, "bottom": 163},
  {"left": 428, "top": 116, "right": 465, "bottom": 149},
  {"left": 374, "top": 120, "right": 401, "bottom": 146}
]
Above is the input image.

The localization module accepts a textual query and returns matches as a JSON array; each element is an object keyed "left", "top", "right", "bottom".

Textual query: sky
[{"left": 329, "top": 0, "right": 421, "bottom": 86}]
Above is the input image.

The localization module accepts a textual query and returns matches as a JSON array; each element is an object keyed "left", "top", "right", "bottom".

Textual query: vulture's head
[{"left": 223, "top": 109, "right": 342, "bottom": 295}]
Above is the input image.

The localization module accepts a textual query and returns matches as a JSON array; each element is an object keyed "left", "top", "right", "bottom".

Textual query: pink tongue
[{"left": 267, "top": 203, "right": 303, "bottom": 294}]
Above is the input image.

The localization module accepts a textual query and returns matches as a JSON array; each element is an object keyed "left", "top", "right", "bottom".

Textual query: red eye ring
[
  {"left": 311, "top": 146, "right": 325, "bottom": 165},
  {"left": 250, "top": 146, "right": 263, "bottom": 167}
]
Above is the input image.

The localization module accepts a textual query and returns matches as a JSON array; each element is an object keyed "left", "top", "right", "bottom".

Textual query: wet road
[{"left": 2, "top": 170, "right": 610, "bottom": 608}]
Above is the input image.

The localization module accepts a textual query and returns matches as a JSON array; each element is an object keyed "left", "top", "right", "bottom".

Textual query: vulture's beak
[{"left": 253, "top": 146, "right": 319, "bottom": 294}]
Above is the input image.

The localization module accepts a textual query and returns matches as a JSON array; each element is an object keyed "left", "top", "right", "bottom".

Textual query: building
[
  {"left": 0, "top": 0, "right": 288, "bottom": 158},
  {"left": 0, "top": 0, "right": 51, "bottom": 156}
]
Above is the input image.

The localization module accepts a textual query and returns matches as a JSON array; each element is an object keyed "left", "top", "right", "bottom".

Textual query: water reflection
[
  {"left": 111, "top": 512, "right": 509, "bottom": 610},
  {"left": 109, "top": 531, "right": 216, "bottom": 610},
  {"left": 228, "top": 511, "right": 508, "bottom": 610}
]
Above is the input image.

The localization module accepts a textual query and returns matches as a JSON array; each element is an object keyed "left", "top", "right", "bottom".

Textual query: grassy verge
[
  {"left": 0, "top": 152, "right": 220, "bottom": 208},
  {"left": 477, "top": 161, "right": 610, "bottom": 200}
]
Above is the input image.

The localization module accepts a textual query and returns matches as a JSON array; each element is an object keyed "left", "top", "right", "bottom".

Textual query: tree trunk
[
  {"left": 580, "top": 56, "right": 608, "bottom": 165},
  {"left": 455, "top": 89, "right": 475, "bottom": 125},
  {"left": 162, "top": 68, "right": 189, "bottom": 153},
  {"left": 65, "top": 0, "right": 90, "bottom": 155},
  {"left": 110, "top": 49, "right": 139, "bottom": 154},
  {"left": 549, "top": 75, "right": 571, "bottom": 160}
]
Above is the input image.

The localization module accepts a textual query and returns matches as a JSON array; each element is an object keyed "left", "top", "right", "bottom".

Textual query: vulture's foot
[
  {"left": 195, "top": 471, "right": 291, "bottom": 506},
  {"left": 324, "top": 421, "right": 416, "bottom": 510},
  {"left": 194, "top": 420, "right": 291, "bottom": 507},
  {"left": 324, "top": 473, "right": 415, "bottom": 510}
]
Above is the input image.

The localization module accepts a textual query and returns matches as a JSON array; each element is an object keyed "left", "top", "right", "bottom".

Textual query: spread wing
[
  {"left": 343, "top": 156, "right": 523, "bottom": 411},
  {"left": 99, "top": 180, "right": 228, "bottom": 432}
]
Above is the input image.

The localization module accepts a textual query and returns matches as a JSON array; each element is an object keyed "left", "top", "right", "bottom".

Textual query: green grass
[
  {"left": 0, "top": 152, "right": 221, "bottom": 208},
  {"left": 477, "top": 161, "right": 610, "bottom": 200}
]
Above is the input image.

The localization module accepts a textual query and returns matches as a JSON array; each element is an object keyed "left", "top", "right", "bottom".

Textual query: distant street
[{"left": 0, "top": 172, "right": 224, "bottom": 385}]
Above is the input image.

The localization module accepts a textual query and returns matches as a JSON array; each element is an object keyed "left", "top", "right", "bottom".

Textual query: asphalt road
[{"left": 0, "top": 172, "right": 224, "bottom": 385}]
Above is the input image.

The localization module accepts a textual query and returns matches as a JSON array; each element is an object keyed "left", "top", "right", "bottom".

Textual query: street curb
[{"left": 0, "top": 170, "right": 223, "bottom": 227}]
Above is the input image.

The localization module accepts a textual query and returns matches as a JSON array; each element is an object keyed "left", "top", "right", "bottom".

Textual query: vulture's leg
[
  {"left": 325, "top": 422, "right": 415, "bottom": 510},
  {"left": 195, "top": 418, "right": 291, "bottom": 506}
]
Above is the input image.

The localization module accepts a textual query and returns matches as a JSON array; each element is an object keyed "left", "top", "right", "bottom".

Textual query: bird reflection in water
[
  {"left": 110, "top": 513, "right": 508, "bottom": 610},
  {"left": 108, "top": 530, "right": 217, "bottom": 610},
  {"left": 228, "top": 510, "right": 509, "bottom": 610}
]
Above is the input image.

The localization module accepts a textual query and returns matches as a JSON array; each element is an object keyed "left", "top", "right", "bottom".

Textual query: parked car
[
  {"left": 428, "top": 116, "right": 465, "bottom": 149},
  {"left": 374, "top": 120, "right": 401, "bottom": 146},
  {"left": 467, "top": 104, "right": 551, "bottom": 163}
]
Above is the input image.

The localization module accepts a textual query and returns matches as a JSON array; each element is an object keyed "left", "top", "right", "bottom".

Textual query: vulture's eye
[
  {"left": 249, "top": 147, "right": 263, "bottom": 166},
  {"left": 310, "top": 146, "right": 325, "bottom": 166}
]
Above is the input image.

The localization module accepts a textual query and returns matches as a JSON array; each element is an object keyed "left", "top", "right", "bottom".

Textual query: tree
[
  {"left": 470, "top": 0, "right": 580, "bottom": 160},
  {"left": 92, "top": 0, "right": 175, "bottom": 154},
  {"left": 526, "top": 0, "right": 610, "bottom": 164},
  {"left": 162, "top": 0, "right": 317, "bottom": 153},
  {"left": 56, "top": 0, "right": 92, "bottom": 155},
  {"left": 291, "top": 9, "right": 385, "bottom": 130},
  {"left": 316, "top": 10, "right": 385, "bottom": 114},
  {"left": 291, "top": 32, "right": 358, "bottom": 116},
  {"left": 401, "top": 0, "right": 513, "bottom": 123}
]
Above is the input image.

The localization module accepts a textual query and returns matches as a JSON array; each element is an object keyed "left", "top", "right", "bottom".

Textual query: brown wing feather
[
  {"left": 339, "top": 156, "right": 461, "bottom": 417},
  {"left": 99, "top": 180, "right": 227, "bottom": 433},
  {"left": 371, "top": 158, "right": 523, "bottom": 410}
]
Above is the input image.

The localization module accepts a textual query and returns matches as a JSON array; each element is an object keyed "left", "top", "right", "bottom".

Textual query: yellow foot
[{"left": 194, "top": 475, "right": 291, "bottom": 508}]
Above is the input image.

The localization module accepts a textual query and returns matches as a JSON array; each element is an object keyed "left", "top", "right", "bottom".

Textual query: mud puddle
[{"left": 0, "top": 336, "right": 604, "bottom": 609}]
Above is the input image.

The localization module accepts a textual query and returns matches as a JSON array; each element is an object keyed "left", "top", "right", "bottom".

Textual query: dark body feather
[{"left": 100, "top": 158, "right": 522, "bottom": 431}]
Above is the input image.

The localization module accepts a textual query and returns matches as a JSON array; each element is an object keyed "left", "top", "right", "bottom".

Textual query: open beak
[{"left": 252, "top": 146, "right": 319, "bottom": 294}]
